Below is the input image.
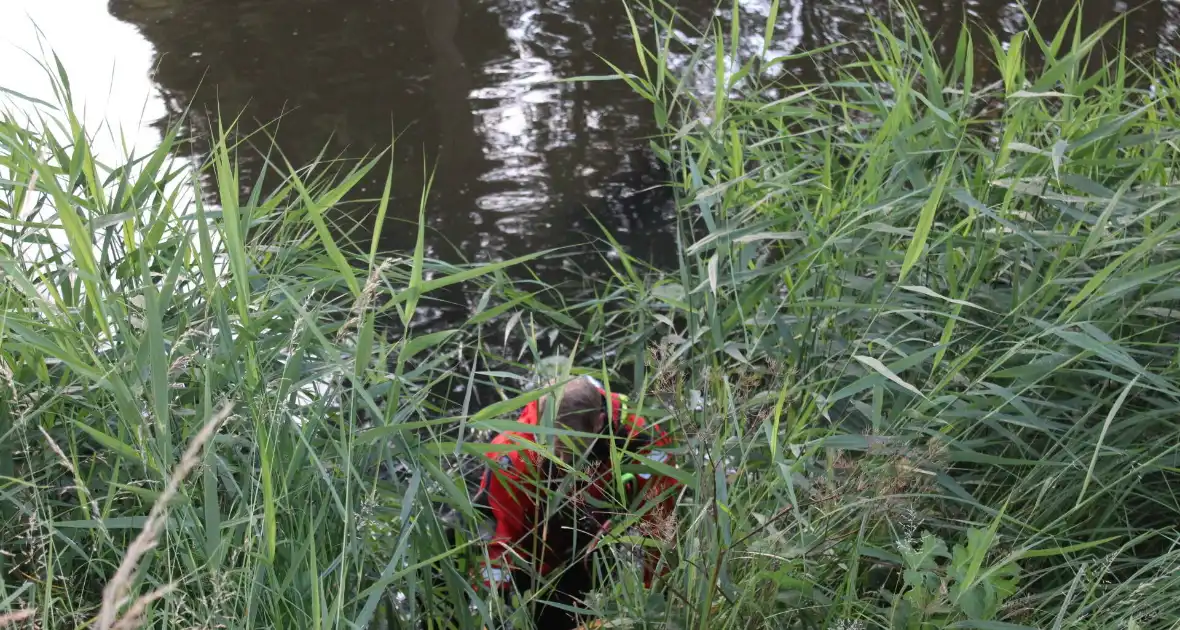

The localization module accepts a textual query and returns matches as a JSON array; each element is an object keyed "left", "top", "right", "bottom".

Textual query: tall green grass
[
  {"left": 0, "top": 59, "right": 562, "bottom": 629},
  {"left": 588, "top": 1, "right": 1180, "bottom": 628},
  {"left": 3, "top": 1, "right": 1180, "bottom": 629}
]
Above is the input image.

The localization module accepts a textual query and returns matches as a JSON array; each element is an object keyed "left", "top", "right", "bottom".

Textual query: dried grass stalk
[
  {"left": 96, "top": 402, "right": 234, "bottom": 630},
  {"left": 0, "top": 609, "right": 35, "bottom": 627}
]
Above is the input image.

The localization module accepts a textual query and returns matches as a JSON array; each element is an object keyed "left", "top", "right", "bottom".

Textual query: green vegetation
[{"left": 4, "top": 1, "right": 1180, "bottom": 628}]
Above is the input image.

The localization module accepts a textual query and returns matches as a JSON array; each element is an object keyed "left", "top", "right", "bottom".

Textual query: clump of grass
[
  {"left": 0, "top": 59, "right": 564, "bottom": 629},
  {"left": 578, "top": 0, "right": 1180, "bottom": 628},
  {"left": 96, "top": 402, "right": 232, "bottom": 630}
]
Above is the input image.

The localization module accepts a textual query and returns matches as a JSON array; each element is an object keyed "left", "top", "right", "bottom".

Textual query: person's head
[{"left": 540, "top": 377, "right": 607, "bottom": 465}]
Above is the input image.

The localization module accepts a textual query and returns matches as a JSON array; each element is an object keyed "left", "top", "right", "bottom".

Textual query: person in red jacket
[{"left": 471, "top": 375, "right": 678, "bottom": 629}]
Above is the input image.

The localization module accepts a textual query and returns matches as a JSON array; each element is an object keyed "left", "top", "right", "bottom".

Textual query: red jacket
[{"left": 473, "top": 380, "right": 676, "bottom": 591}]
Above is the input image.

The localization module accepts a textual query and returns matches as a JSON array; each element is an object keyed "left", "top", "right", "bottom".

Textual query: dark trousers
[
  {"left": 423, "top": 559, "right": 596, "bottom": 630},
  {"left": 436, "top": 507, "right": 602, "bottom": 629},
  {"left": 515, "top": 562, "right": 595, "bottom": 630}
]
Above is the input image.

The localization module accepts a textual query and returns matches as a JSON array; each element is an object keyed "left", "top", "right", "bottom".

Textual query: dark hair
[{"left": 541, "top": 378, "right": 604, "bottom": 433}]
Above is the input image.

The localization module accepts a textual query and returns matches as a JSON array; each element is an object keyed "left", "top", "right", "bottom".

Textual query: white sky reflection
[
  {"left": 471, "top": 4, "right": 562, "bottom": 229},
  {"left": 0, "top": 0, "right": 165, "bottom": 161}
]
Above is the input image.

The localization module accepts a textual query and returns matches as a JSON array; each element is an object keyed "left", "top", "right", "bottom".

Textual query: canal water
[{"left": 2, "top": 0, "right": 1178, "bottom": 310}]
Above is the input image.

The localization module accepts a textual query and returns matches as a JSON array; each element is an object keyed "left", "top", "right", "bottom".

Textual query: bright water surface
[{"left": 1, "top": 0, "right": 1177, "bottom": 315}]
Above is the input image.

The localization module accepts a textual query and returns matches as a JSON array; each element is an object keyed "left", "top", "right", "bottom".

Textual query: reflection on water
[
  {"left": 97, "top": 0, "right": 685, "bottom": 285},
  {"left": 3, "top": 0, "right": 1179, "bottom": 314}
]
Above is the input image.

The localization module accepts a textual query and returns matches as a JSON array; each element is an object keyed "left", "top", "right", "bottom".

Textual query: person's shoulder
[
  {"left": 489, "top": 432, "right": 517, "bottom": 446},
  {"left": 487, "top": 399, "right": 541, "bottom": 445},
  {"left": 484, "top": 401, "right": 542, "bottom": 462},
  {"left": 619, "top": 410, "right": 672, "bottom": 449},
  {"left": 517, "top": 399, "right": 540, "bottom": 426}
]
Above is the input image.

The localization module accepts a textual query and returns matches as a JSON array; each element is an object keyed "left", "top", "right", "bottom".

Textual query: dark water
[{"left": 4, "top": 0, "right": 1180, "bottom": 314}]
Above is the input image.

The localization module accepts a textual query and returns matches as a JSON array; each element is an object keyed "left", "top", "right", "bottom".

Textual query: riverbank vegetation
[{"left": 3, "top": 1, "right": 1180, "bottom": 628}]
